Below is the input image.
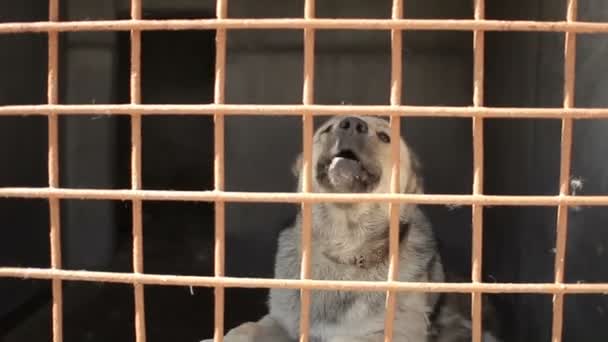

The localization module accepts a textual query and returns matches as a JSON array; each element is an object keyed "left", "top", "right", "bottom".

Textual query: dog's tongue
[{"left": 328, "top": 157, "right": 362, "bottom": 190}]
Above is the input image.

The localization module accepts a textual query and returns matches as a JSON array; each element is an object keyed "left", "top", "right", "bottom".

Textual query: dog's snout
[{"left": 338, "top": 117, "right": 368, "bottom": 135}]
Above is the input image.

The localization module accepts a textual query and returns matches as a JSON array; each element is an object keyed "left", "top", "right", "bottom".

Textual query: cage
[{"left": 1, "top": 0, "right": 608, "bottom": 342}]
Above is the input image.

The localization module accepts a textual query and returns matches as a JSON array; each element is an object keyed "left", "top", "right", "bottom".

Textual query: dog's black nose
[{"left": 337, "top": 117, "right": 368, "bottom": 135}]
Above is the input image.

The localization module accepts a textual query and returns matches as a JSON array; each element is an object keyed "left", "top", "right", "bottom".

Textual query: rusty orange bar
[
  {"left": 3, "top": 187, "right": 608, "bottom": 206},
  {"left": 47, "top": 1, "right": 62, "bottom": 341},
  {"left": 213, "top": 1, "right": 228, "bottom": 341},
  {"left": 299, "top": 1, "right": 315, "bottom": 341},
  {"left": 384, "top": 1, "right": 403, "bottom": 341},
  {"left": 1, "top": 267, "right": 608, "bottom": 294},
  {"left": 551, "top": 1, "right": 578, "bottom": 342},
  {"left": 129, "top": 1, "right": 146, "bottom": 342},
  {"left": 471, "top": 1, "right": 485, "bottom": 342},
  {"left": 3, "top": 103, "right": 608, "bottom": 118},
  {"left": 3, "top": 18, "right": 608, "bottom": 34}
]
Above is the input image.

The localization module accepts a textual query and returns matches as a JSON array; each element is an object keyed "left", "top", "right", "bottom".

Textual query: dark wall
[
  {"left": 0, "top": 0, "right": 52, "bottom": 326},
  {"left": 484, "top": 0, "right": 608, "bottom": 341}
]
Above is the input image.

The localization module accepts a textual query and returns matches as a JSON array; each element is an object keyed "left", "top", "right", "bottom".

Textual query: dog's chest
[
  {"left": 272, "top": 238, "right": 387, "bottom": 333},
  {"left": 271, "top": 213, "right": 394, "bottom": 337},
  {"left": 310, "top": 257, "right": 384, "bottom": 319},
  {"left": 310, "top": 288, "right": 359, "bottom": 325}
]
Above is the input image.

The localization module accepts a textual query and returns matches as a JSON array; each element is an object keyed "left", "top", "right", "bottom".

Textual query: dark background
[{"left": 1, "top": 0, "right": 607, "bottom": 341}]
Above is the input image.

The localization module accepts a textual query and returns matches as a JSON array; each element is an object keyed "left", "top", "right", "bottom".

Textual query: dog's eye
[
  {"left": 377, "top": 131, "right": 391, "bottom": 143},
  {"left": 320, "top": 124, "right": 333, "bottom": 134}
]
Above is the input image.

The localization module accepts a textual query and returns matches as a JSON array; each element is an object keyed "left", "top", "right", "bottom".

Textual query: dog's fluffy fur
[{"left": 203, "top": 116, "right": 500, "bottom": 342}]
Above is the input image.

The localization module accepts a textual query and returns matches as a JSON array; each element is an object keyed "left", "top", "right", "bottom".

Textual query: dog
[{"left": 202, "top": 115, "right": 501, "bottom": 342}]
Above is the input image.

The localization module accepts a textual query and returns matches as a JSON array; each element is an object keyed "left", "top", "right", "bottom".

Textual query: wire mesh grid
[{"left": 1, "top": 0, "right": 607, "bottom": 342}]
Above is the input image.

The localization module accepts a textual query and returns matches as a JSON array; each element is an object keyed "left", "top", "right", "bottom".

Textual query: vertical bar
[
  {"left": 48, "top": 1, "right": 62, "bottom": 341},
  {"left": 384, "top": 1, "right": 403, "bottom": 342},
  {"left": 130, "top": 1, "right": 146, "bottom": 342},
  {"left": 552, "top": 1, "right": 577, "bottom": 341},
  {"left": 213, "top": 0, "right": 228, "bottom": 341},
  {"left": 471, "top": 1, "right": 485, "bottom": 342},
  {"left": 300, "top": 2, "right": 315, "bottom": 342}
]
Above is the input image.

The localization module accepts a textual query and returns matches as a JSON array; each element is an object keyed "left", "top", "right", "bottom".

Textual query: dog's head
[{"left": 292, "top": 115, "right": 423, "bottom": 196}]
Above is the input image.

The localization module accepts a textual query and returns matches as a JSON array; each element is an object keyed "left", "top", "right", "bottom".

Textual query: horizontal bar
[
  {"left": 2, "top": 18, "right": 608, "bottom": 34},
  {"left": 1, "top": 268, "right": 607, "bottom": 294},
  {"left": 1, "top": 187, "right": 608, "bottom": 206},
  {"left": 1, "top": 104, "right": 608, "bottom": 118}
]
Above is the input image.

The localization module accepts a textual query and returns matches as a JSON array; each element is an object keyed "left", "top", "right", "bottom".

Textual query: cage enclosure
[{"left": 1, "top": 0, "right": 608, "bottom": 341}]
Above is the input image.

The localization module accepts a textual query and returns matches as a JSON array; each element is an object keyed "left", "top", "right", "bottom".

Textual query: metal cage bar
[
  {"left": 2, "top": 18, "right": 608, "bottom": 33},
  {"left": 2, "top": 188, "right": 608, "bottom": 205},
  {"left": 1, "top": 267, "right": 607, "bottom": 293},
  {"left": 1, "top": 1, "right": 608, "bottom": 342},
  {"left": 213, "top": 1, "right": 228, "bottom": 341},
  {"left": 47, "top": 1, "right": 62, "bottom": 341},
  {"left": 299, "top": 1, "right": 315, "bottom": 341},
  {"left": 551, "top": 1, "right": 578, "bottom": 342},
  {"left": 384, "top": 0, "right": 404, "bottom": 341},
  {"left": 471, "top": 0, "right": 486, "bottom": 341},
  {"left": 129, "top": 1, "right": 146, "bottom": 342},
  {"left": 3, "top": 103, "right": 608, "bottom": 118}
]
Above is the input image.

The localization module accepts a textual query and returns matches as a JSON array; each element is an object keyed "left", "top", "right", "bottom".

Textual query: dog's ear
[
  {"left": 405, "top": 150, "right": 424, "bottom": 194},
  {"left": 291, "top": 153, "right": 303, "bottom": 178}
]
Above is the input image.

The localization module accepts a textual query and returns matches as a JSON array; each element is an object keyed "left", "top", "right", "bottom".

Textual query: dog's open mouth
[
  {"left": 334, "top": 149, "right": 360, "bottom": 163},
  {"left": 323, "top": 149, "right": 371, "bottom": 192},
  {"left": 316, "top": 147, "right": 381, "bottom": 193}
]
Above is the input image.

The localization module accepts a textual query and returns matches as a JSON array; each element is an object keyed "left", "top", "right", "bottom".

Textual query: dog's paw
[
  {"left": 200, "top": 322, "right": 262, "bottom": 342},
  {"left": 227, "top": 322, "right": 263, "bottom": 340},
  {"left": 330, "top": 336, "right": 361, "bottom": 342}
]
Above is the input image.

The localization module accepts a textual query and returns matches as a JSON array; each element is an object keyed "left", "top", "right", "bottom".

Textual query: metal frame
[{"left": 0, "top": 1, "right": 603, "bottom": 342}]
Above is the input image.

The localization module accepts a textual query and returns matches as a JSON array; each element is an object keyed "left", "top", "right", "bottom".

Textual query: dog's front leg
[
  {"left": 201, "top": 315, "right": 293, "bottom": 342},
  {"left": 329, "top": 332, "right": 409, "bottom": 342},
  {"left": 329, "top": 334, "right": 380, "bottom": 342}
]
